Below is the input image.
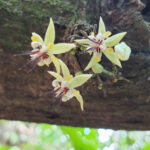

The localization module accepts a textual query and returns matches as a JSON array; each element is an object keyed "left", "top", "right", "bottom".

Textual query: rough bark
[{"left": 1, "top": 0, "right": 150, "bottom": 130}]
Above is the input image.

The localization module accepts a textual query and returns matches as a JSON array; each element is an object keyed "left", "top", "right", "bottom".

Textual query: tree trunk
[{"left": 0, "top": 0, "right": 150, "bottom": 130}]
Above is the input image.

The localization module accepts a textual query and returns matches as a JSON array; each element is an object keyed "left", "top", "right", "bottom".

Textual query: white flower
[
  {"left": 30, "top": 40, "right": 51, "bottom": 67},
  {"left": 52, "top": 80, "right": 74, "bottom": 102},
  {"left": 114, "top": 42, "right": 131, "bottom": 61},
  {"left": 29, "top": 18, "right": 75, "bottom": 69},
  {"left": 16, "top": 18, "right": 75, "bottom": 72},
  {"left": 48, "top": 60, "right": 92, "bottom": 111},
  {"left": 85, "top": 33, "right": 106, "bottom": 54},
  {"left": 75, "top": 17, "right": 128, "bottom": 70}
]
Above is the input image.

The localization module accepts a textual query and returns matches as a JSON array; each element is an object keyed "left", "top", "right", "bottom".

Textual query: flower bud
[{"left": 114, "top": 42, "right": 131, "bottom": 61}]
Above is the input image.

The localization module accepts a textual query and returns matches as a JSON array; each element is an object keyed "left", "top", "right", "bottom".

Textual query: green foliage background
[{"left": 0, "top": 120, "right": 150, "bottom": 150}]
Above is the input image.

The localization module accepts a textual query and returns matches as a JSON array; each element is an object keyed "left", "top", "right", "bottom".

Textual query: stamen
[
  {"left": 45, "top": 87, "right": 61, "bottom": 96},
  {"left": 42, "top": 52, "right": 49, "bottom": 59},
  {"left": 96, "top": 47, "right": 101, "bottom": 53},
  {"left": 27, "top": 52, "right": 50, "bottom": 73},
  {"left": 18, "top": 59, "right": 33, "bottom": 71},
  {"left": 37, "top": 45, "right": 42, "bottom": 49},
  {"left": 19, "top": 53, "right": 43, "bottom": 73},
  {"left": 27, "top": 56, "right": 41, "bottom": 73},
  {"left": 98, "top": 40, "right": 102, "bottom": 45},
  {"left": 55, "top": 87, "right": 69, "bottom": 101},
  {"left": 86, "top": 36, "right": 99, "bottom": 45},
  {"left": 56, "top": 91, "right": 64, "bottom": 100},
  {"left": 63, "top": 87, "right": 69, "bottom": 94},
  {"left": 14, "top": 50, "right": 39, "bottom": 56},
  {"left": 80, "top": 47, "right": 96, "bottom": 54}
]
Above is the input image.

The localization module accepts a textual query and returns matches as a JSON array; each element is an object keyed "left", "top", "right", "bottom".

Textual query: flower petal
[
  {"left": 62, "top": 89, "right": 74, "bottom": 102},
  {"left": 44, "top": 18, "right": 55, "bottom": 46},
  {"left": 90, "top": 32, "right": 95, "bottom": 36},
  {"left": 103, "top": 48, "right": 122, "bottom": 67},
  {"left": 47, "top": 71, "right": 63, "bottom": 80},
  {"left": 59, "top": 59, "right": 71, "bottom": 80},
  {"left": 74, "top": 90, "right": 84, "bottom": 111},
  {"left": 38, "top": 59, "right": 45, "bottom": 66},
  {"left": 75, "top": 39, "right": 91, "bottom": 45},
  {"left": 92, "top": 63, "right": 104, "bottom": 74},
  {"left": 103, "top": 31, "right": 112, "bottom": 38},
  {"left": 69, "top": 74, "right": 92, "bottom": 89},
  {"left": 43, "top": 57, "right": 51, "bottom": 66},
  {"left": 105, "top": 32, "right": 127, "bottom": 47},
  {"left": 31, "top": 41, "right": 42, "bottom": 49},
  {"left": 52, "top": 79, "right": 59, "bottom": 87},
  {"left": 31, "top": 33, "right": 43, "bottom": 43},
  {"left": 98, "top": 17, "right": 106, "bottom": 34},
  {"left": 52, "top": 57, "right": 61, "bottom": 74},
  {"left": 49, "top": 43, "right": 76, "bottom": 54},
  {"left": 84, "top": 54, "right": 101, "bottom": 71},
  {"left": 62, "top": 95, "right": 69, "bottom": 102}
]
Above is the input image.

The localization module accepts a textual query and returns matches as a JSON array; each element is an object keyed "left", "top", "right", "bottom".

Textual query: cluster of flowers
[{"left": 17, "top": 17, "right": 131, "bottom": 111}]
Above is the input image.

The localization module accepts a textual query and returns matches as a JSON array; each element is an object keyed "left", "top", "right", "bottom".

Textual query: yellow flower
[
  {"left": 16, "top": 18, "right": 75, "bottom": 72},
  {"left": 48, "top": 60, "right": 92, "bottom": 111},
  {"left": 75, "top": 17, "right": 128, "bottom": 71}
]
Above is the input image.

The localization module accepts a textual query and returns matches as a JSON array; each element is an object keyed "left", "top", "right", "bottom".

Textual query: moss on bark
[{"left": 0, "top": 0, "right": 86, "bottom": 52}]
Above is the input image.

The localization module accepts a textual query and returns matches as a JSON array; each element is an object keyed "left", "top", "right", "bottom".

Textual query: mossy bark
[{"left": 0, "top": 0, "right": 150, "bottom": 130}]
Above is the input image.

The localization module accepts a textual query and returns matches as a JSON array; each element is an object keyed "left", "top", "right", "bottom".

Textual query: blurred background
[{"left": 0, "top": 121, "right": 150, "bottom": 150}]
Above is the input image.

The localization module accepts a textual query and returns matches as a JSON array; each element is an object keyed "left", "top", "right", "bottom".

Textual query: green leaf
[
  {"left": 44, "top": 18, "right": 55, "bottom": 45},
  {"left": 144, "top": 143, "right": 150, "bottom": 150},
  {"left": 60, "top": 126, "right": 100, "bottom": 150},
  {"left": 69, "top": 74, "right": 92, "bottom": 88},
  {"left": 105, "top": 32, "right": 127, "bottom": 47}
]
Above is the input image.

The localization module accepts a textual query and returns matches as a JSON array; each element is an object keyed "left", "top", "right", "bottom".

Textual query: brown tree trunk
[{"left": 0, "top": 0, "right": 150, "bottom": 130}]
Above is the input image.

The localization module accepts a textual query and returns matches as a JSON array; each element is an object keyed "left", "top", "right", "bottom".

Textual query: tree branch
[{"left": 0, "top": 0, "right": 150, "bottom": 130}]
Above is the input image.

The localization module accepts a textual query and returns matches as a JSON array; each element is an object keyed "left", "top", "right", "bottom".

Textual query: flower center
[
  {"left": 86, "top": 35, "right": 105, "bottom": 53},
  {"left": 47, "top": 43, "right": 54, "bottom": 50},
  {"left": 63, "top": 87, "right": 69, "bottom": 94},
  {"left": 55, "top": 82, "right": 69, "bottom": 99},
  {"left": 42, "top": 52, "right": 49, "bottom": 59},
  {"left": 97, "top": 39, "right": 102, "bottom": 45},
  {"left": 37, "top": 45, "right": 42, "bottom": 49}
]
